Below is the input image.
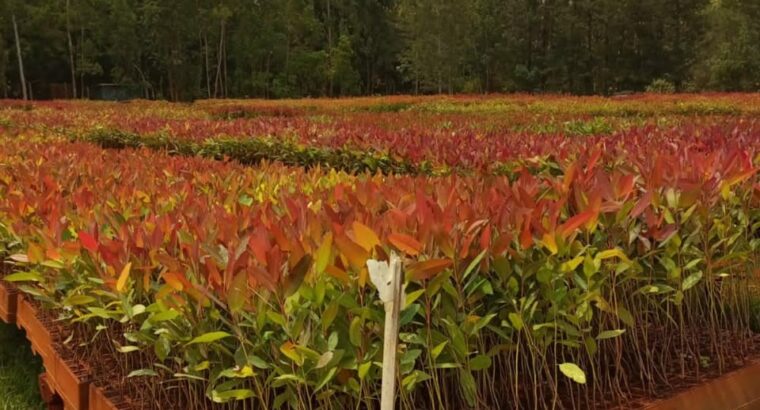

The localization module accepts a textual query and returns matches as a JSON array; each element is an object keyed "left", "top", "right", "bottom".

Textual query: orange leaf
[
  {"left": 162, "top": 272, "right": 185, "bottom": 291},
  {"left": 326, "top": 265, "right": 350, "bottom": 284},
  {"left": 116, "top": 262, "right": 132, "bottom": 293},
  {"left": 334, "top": 235, "right": 369, "bottom": 271},
  {"left": 358, "top": 266, "right": 368, "bottom": 288},
  {"left": 352, "top": 221, "right": 380, "bottom": 252},
  {"left": 26, "top": 242, "right": 44, "bottom": 264},
  {"left": 563, "top": 161, "right": 578, "bottom": 192},
  {"left": 388, "top": 234, "right": 422, "bottom": 256},
  {"left": 45, "top": 248, "right": 61, "bottom": 262},
  {"left": 407, "top": 258, "right": 453, "bottom": 281}
]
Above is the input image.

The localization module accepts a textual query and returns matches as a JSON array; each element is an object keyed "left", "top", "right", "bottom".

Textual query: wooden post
[{"left": 368, "top": 252, "right": 404, "bottom": 410}]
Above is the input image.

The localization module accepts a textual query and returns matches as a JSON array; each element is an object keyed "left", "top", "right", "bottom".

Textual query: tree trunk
[
  {"left": 326, "top": 0, "right": 333, "bottom": 96},
  {"left": 213, "top": 19, "right": 225, "bottom": 98},
  {"left": 12, "top": 14, "right": 28, "bottom": 100},
  {"left": 66, "top": 0, "right": 77, "bottom": 98},
  {"left": 80, "top": 27, "right": 85, "bottom": 98},
  {"left": 222, "top": 30, "right": 228, "bottom": 98},
  {"left": 203, "top": 31, "right": 211, "bottom": 98}
]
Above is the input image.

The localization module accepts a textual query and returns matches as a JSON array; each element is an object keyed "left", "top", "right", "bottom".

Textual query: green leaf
[
  {"left": 3, "top": 271, "right": 42, "bottom": 282},
  {"left": 596, "top": 329, "right": 626, "bottom": 340},
  {"left": 322, "top": 301, "right": 339, "bottom": 333},
  {"left": 227, "top": 272, "right": 247, "bottom": 313},
  {"left": 615, "top": 306, "right": 635, "bottom": 327},
  {"left": 87, "top": 307, "right": 116, "bottom": 319},
  {"left": 219, "top": 366, "right": 255, "bottom": 379},
  {"left": 150, "top": 309, "right": 179, "bottom": 323},
  {"left": 459, "top": 369, "right": 477, "bottom": 407},
  {"left": 316, "top": 351, "right": 334, "bottom": 369},
  {"left": 402, "top": 370, "right": 432, "bottom": 391},
  {"left": 444, "top": 321, "right": 467, "bottom": 360},
  {"left": 249, "top": 355, "right": 270, "bottom": 370},
  {"left": 65, "top": 294, "right": 96, "bottom": 306},
  {"left": 266, "top": 311, "right": 287, "bottom": 327},
  {"left": 238, "top": 194, "right": 254, "bottom": 206},
  {"left": 469, "top": 354, "right": 492, "bottom": 371},
  {"left": 358, "top": 361, "right": 372, "bottom": 380},
  {"left": 559, "top": 362, "right": 586, "bottom": 384},
  {"left": 682, "top": 271, "right": 703, "bottom": 291},
  {"left": 316, "top": 367, "right": 337, "bottom": 391},
  {"left": 349, "top": 317, "right": 362, "bottom": 347},
  {"left": 131, "top": 304, "right": 146, "bottom": 316},
  {"left": 508, "top": 313, "right": 524, "bottom": 331},
  {"left": 211, "top": 389, "right": 255, "bottom": 403},
  {"left": 155, "top": 335, "right": 171, "bottom": 361},
  {"left": 117, "top": 345, "right": 140, "bottom": 353},
  {"left": 462, "top": 250, "right": 487, "bottom": 280},
  {"left": 399, "top": 304, "right": 421, "bottom": 326},
  {"left": 430, "top": 341, "right": 448, "bottom": 360},
  {"left": 127, "top": 368, "right": 157, "bottom": 378},
  {"left": 41, "top": 260, "right": 65, "bottom": 269},
  {"left": 187, "top": 331, "right": 233, "bottom": 345},
  {"left": 405, "top": 289, "right": 425, "bottom": 308}
]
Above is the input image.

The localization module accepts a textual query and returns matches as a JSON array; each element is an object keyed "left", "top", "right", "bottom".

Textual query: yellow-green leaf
[
  {"left": 187, "top": 331, "right": 232, "bottom": 345},
  {"left": 560, "top": 256, "right": 584, "bottom": 273},
  {"left": 431, "top": 341, "right": 448, "bottom": 360},
  {"left": 595, "top": 248, "right": 631, "bottom": 263},
  {"left": 315, "top": 232, "right": 333, "bottom": 274},
  {"left": 358, "top": 361, "right": 372, "bottom": 380},
  {"left": 280, "top": 341, "right": 303, "bottom": 366},
  {"left": 596, "top": 329, "right": 626, "bottom": 340},
  {"left": 559, "top": 362, "right": 586, "bottom": 384},
  {"left": 3, "top": 271, "right": 42, "bottom": 282},
  {"left": 541, "top": 233, "right": 558, "bottom": 255}
]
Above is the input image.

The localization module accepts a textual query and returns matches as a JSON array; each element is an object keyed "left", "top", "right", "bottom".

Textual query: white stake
[{"left": 368, "top": 252, "right": 404, "bottom": 410}]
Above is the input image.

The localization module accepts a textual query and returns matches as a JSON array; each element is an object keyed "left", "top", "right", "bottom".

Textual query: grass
[{"left": 0, "top": 322, "right": 44, "bottom": 410}]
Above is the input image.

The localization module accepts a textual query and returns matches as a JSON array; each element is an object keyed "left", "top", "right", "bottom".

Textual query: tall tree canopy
[{"left": 1, "top": 0, "right": 758, "bottom": 100}]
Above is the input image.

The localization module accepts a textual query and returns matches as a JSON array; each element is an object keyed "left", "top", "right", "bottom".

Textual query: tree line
[{"left": 1, "top": 0, "right": 758, "bottom": 100}]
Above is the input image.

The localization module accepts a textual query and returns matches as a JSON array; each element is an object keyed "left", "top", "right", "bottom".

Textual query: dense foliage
[
  {"left": 0, "top": 95, "right": 758, "bottom": 409},
  {"left": 1, "top": 0, "right": 759, "bottom": 100}
]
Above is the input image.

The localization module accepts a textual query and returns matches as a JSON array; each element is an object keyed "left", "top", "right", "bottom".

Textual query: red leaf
[
  {"left": 559, "top": 210, "right": 594, "bottom": 239},
  {"left": 519, "top": 218, "right": 533, "bottom": 249},
  {"left": 630, "top": 191, "right": 653, "bottom": 219},
  {"left": 616, "top": 174, "right": 635, "bottom": 199},
  {"left": 78, "top": 231, "right": 98, "bottom": 253},
  {"left": 586, "top": 149, "right": 602, "bottom": 174},
  {"left": 479, "top": 225, "right": 492, "bottom": 251}
]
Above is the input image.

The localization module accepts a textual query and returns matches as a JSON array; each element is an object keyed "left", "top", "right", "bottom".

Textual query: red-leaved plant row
[
  {"left": 0, "top": 127, "right": 758, "bottom": 409},
  {"left": 2, "top": 95, "right": 760, "bottom": 173}
]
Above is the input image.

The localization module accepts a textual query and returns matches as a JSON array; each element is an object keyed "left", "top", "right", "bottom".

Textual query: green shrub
[{"left": 646, "top": 78, "right": 676, "bottom": 93}]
